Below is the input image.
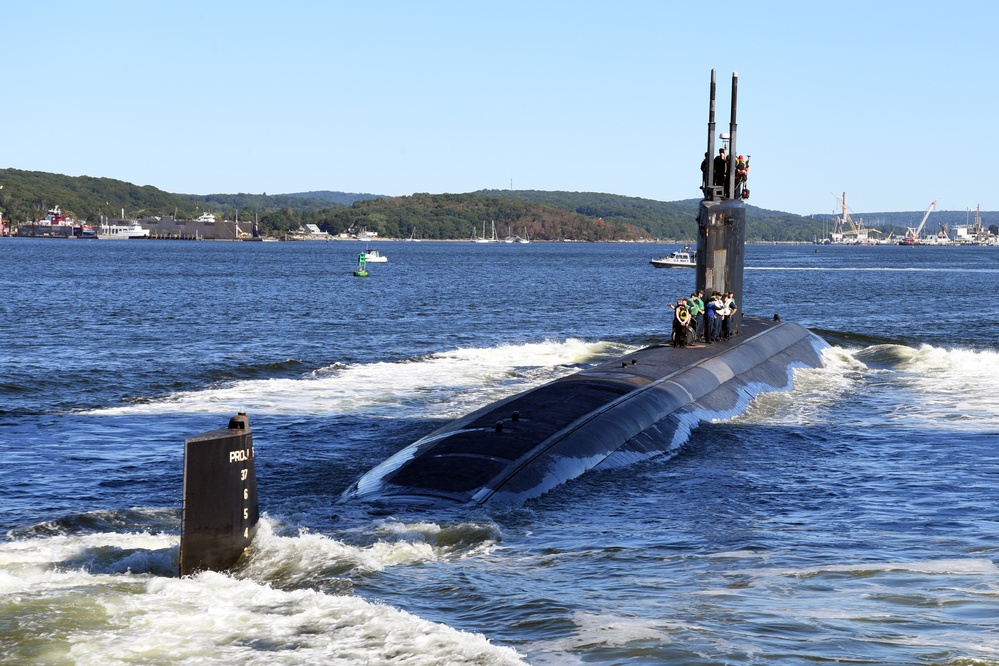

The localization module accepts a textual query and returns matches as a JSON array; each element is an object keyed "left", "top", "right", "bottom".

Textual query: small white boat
[
  {"left": 97, "top": 221, "right": 150, "bottom": 240},
  {"left": 363, "top": 249, "right": 388, "bottom": 263},
  {"left": 650, "top": 246, "right": 695, "bottom": 268}
]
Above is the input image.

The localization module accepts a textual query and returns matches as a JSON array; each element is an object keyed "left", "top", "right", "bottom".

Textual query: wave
[
  {"left": 0, "top": 516, "right": 524, "bottom": 665},
  {"left": 738, "top": 343, "right": 999, "bottom": 432},
  {"left": 206, "top": 357, "right": 310, "bottom": 382},
  {"left": 86, "top": 338, "right": 635, "bottom": 419},
  {"left": 6, "top": 507, "right": 179, "bottom": 540},
  {"left": 1, "top": 514, "right": 499, "bottom": 581},
  {"left": 238, "top": 517, "right": 501, "bottom": 590}
]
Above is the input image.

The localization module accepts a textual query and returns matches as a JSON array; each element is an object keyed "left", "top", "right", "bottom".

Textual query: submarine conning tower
[{"left": 698, "top": 69, "right": 745, "bottom": 335}]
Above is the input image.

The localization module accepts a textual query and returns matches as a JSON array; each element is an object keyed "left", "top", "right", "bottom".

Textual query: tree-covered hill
[
  {"left": 0, "top": 169, "right": 379, "bottom": 226},
  {"left": 0, "top": 168, "right": 200, "bottom": 223},
  {"left": 281, "top": 191, "right": 385, "bottom": 205},
  {"left": 261, "top": 193, "right": 652, "bottom": 241},
  {"left": 476, "top": 189, "right": 826, "bottom": 242},
  {"left": 184, "top": 191, "right": 383, "bottom": 212},
  {"left": 7, "top": 167, "right": 988, "bottom": 241}
]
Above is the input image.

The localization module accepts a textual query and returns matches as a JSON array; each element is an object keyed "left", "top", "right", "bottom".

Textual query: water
[{"left": 2, "top": 239, "right": 999, "bottom": 664}]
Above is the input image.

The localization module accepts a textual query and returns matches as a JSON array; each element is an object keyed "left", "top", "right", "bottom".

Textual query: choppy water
[{"left": 2, "top": 239, "right": 998, "bottom": 664}]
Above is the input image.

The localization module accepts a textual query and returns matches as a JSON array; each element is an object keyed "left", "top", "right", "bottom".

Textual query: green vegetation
[
  {"left": 476, "top": 190, "right": 827, "bottom": 242},
  {"left": 0, "top": 168, "right": 199, "bottom": 223},
  {"left": 278, "top": 193, "right": 649, "bottom": 241},
  {"left": 183, "top": 191, "right": 380, "bottom": 213},
  {"left": 11, "top": 167, "right": 990, "bottom": 241}
]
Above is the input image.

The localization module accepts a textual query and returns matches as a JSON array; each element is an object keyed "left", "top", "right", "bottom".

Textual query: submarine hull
[{"left": 343, "top": 317, "right": 826, "bottom": 507}]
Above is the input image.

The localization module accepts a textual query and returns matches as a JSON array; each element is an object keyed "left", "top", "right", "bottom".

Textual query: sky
[{"left": 3, "top": 1, "right": 996, "bottom": 216}]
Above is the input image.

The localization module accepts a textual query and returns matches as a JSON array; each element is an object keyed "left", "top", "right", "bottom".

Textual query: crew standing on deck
[
  {"left": 723, "top": 291, "right": 738, "bottom": 339},
  {"left": 667, "top": 298, "right": 692, "bottom": 348},
  {"left": 704, "top": 294, "right": 717, "bottom": 343},
  {"left": 694, "top": 290, "right": 706, "bottom": 341},
  {"left": 719, "top": 292, "right": 732, "bottom": 340},
  {"left": 687, "top": 292, "right": 703, "bottom": 341},
  {"left": 709, "top": 292, "right": 725, "bottom": 343}
]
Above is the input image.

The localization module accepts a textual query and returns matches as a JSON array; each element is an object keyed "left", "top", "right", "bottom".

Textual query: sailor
[
  {"left": 694, "top": 290, "right": 706, "bottom": 341},
  {"left": 708, "top": 292, "right": 725, "bottom": 342},
  {"left": 713, "top": 147, "right": 728, "bottom": 187},
  {"left": 734, "top": 154, "right": 750, "bottom": 198},
  {"left": 718, "top": 292, "right": 732, "bottom": 340},
  {"left": 704, "top": 294, "right": 718, "bottom": 343},
  {"left": 668, "top": 298, "right": 692, "bottom": 348},
  {"left": 687, "top": 292, "right": 703, "bottom": 340},
  {"left": 722, "top": 291, "right": 738, "bottom": 339}
]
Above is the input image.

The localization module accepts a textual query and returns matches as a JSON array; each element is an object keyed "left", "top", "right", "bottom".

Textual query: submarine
[
  {"left": 177, "top": 70, "right": 827, "bottom": 573},
  {"left": 341, "top": 70, "right": 828, "bottom": 507}
]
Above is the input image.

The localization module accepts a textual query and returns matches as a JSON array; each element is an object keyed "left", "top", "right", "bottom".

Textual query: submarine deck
[{"left": 347, "top": 316, "right": 823, "bottom": 506}]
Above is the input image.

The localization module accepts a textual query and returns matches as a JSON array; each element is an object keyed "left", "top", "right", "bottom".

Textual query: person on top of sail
[
  {"left": 713, "top": 147, "right": 728, "bottom": 187},
  {"left": 735, "top": 154, "right": 750, "bottom": 198}
]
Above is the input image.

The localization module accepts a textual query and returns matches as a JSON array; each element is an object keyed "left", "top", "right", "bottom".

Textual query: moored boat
[
  {"left": 16, "top": 206, "right": 79, "bottom": 238},
  {"left": 97, "top": 221, "right": 150, "bottom": 239}
]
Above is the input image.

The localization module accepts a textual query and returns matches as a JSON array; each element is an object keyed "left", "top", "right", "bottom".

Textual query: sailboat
[
  {"left": 406, "top": 227, "right": 421, "bottom": 242},
  {"left": 474, "top": 220, "right": 497, "bottom": 243},
  {"left": 518, "top": 227, "right": 531, "bottom": 244}
]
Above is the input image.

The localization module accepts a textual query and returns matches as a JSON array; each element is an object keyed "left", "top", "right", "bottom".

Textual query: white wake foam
[
  {"left": 0, "top": 517, "right": 524, "bottom": 665},
  {"left": 89, "top": 338, "right": 631, "bottom": 419},
  {"left": 738, "top": 344, "right": 999, "bottom": 431}
]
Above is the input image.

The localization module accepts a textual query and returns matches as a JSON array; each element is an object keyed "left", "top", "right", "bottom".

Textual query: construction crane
[
  {"left": 831, "top": 192, "right": 858, "bottom": 236},
  {"left": 900, "top": 199, "right": 938, "bottom": 244},
  {"left": 830, "top": 192, "right": 882, "bottom": 243}
]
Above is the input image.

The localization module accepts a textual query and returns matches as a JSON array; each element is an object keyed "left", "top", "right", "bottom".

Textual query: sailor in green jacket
[{"left": 688, "top": 292, "right": 705, "bottom": 342}]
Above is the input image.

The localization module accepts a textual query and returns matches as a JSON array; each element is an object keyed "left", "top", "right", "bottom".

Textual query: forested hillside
[
  {"left": 185, "top": 191, "right": 380, "bottom": 212},
  {"left": 265, "top": 193, "right": 650, "bottom": 241},
  {"left": 476, "top": 189, "right": 825, "bottom": 242},
  {"left": 0, "top": 169, "right": 199, "bottom": 223},
  {"left": 3, "top": 167, "right": 945, "bottom": 242}
]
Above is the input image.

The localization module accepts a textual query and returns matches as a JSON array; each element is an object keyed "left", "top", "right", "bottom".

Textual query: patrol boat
[{"left": 650, "top": 246, "right": 695, "bottom": 268}]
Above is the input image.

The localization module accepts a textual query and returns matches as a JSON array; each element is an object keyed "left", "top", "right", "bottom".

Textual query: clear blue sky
[{"left": 3, "top": 1, "right": 995, "bottom": 216}]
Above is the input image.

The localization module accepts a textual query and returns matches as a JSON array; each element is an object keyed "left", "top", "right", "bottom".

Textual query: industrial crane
[
  {"left": 831, "top": 192, "right": 882, "bottom": 243},
  {"left": 900, "top": 199, "right": 938, "bottom": 245}
]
